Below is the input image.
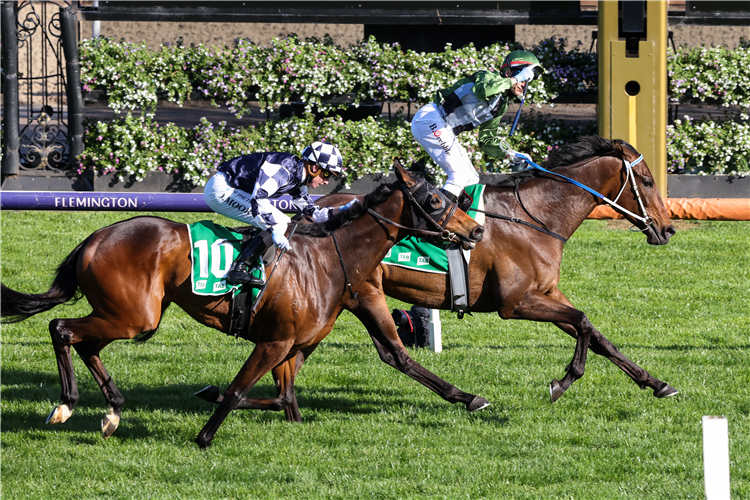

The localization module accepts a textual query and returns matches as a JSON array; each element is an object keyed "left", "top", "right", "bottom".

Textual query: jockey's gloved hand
[
  {"left": 515, "top": 66, "right": 536, "bottom": 83},
  {"left": 311, "top": 207, "right": 331, "bottom": 223},
  {"left": 271, "top": 228, "right": 291, "bottom": 251},
  {"left": 312, "top": 199, "right": 360, "bottom": 223}
]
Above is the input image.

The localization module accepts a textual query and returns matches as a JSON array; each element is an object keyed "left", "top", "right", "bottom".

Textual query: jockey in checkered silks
[
  {"left": 411, "top": 50, "right": 545, "bottom": 203},
  {"left": 204, "top": 141, "right": 356, "bottom": 285}
]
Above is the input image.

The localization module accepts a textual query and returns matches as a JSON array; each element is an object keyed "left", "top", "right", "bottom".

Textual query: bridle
[
  {"left": 366, "top": 177, "right": 469, "bottom": 245},
  {"left": 507, "top": 148, "right": 655, "bottom": 232}
]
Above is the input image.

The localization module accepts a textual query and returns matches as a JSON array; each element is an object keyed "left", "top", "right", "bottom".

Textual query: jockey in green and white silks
[{"left": 411, "top": 50, "right": 544, "bottom": 201}]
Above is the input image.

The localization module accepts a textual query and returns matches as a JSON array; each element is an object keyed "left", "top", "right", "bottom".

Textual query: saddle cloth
[
  {"left": 186, "top": 220, "right": 265, "bottom": 297},
  {"left": 381, "top": 184, "right": 485, "bottom": 273}
]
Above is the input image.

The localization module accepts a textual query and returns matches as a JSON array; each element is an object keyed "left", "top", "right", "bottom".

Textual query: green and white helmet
[{"left": 500, "top": 50, "right": 545, "bottom": 79}]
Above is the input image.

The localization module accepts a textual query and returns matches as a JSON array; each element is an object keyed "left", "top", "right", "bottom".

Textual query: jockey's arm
[
  {"left": 477, "top": 115, "right": 509, "bottom": 159},
  {"left": 471, "top": 71, "right": 514, "bottom": 101}
]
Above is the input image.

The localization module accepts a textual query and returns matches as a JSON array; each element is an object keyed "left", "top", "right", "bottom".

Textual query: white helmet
[{"left": 302, "top": 141, "right": 343, "bottom": 178}]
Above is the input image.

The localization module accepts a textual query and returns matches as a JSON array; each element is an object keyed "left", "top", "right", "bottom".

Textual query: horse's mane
[
  {"left": 488, "top": 136, "right": 634, "bottom": 188},
  {"left": 293, "top": 180, "right": 400, "bottom": 238}
]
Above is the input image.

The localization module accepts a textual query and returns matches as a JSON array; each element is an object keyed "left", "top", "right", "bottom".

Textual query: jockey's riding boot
[
  {"left": 457, "top": 191, "right": 473, "bottom": 213},
  {"left": 225, "top": 236, "right": 268, "bottom": 286},
  {"left": 441, "top": 188, "right": 473, "bottom": 213},
  {"left": 440, "top": 188, "right": 458, "bottom": 204}
]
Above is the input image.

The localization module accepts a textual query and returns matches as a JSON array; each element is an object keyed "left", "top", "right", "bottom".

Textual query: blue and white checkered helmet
[{"left": 302, "top": 141, "right": 343, "bottom": 177}]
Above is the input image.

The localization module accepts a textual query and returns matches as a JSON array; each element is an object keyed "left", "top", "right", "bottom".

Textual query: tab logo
[
  {"left": 196, "top": 280, "right": 207, "bottom": 290},
  {"left": 213, "top": 281, "right": 227, "bottom": 292},
  {"left": 417, "top": 256, "right": 430, "bottom": 266},
  {"left": 398, "top": 252, "right": 411, "bottom": 262}
]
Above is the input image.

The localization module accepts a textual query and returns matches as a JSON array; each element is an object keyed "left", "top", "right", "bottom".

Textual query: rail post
[
  {"left": 1, "top": 0, "right": 21, "bottom": 177},
  {"left": 59, "top": 5, "right": 84, "bottom": 166}
]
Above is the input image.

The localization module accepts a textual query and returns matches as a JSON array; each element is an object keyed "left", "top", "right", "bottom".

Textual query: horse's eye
[{"left": 643, "top": 180, "right": 654, "bottom": 188}]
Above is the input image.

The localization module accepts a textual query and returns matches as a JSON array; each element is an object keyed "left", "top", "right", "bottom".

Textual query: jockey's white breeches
[
  {"left": 203, "top": 172, "right": 290, "bottom": 233},
  {"left": 411, "top": 103, "right": 480, "bottom": 197}
]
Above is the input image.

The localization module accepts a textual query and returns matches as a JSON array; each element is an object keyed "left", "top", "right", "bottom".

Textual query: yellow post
[{"left": 598, "top": 0, "right": 668, "bottom": 198}]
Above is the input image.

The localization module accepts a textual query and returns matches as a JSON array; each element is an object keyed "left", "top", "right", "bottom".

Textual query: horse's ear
[
  {"left": 612, "top": 140, "right": 625, "bottom": 156},
  {"left": 395, "top": 162, "right": 417, "bottom": 188}
]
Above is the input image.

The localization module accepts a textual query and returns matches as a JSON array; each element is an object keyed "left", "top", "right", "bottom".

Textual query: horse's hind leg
[
  {"left": 195, "top": 339, "right": 294, "bottom": 449},
  {"left": 73, "top": 340, "right": 124, "bottom": 437},
  {"left": 548, "top": 289, "right": 678, "bottom": 399},
  {"left": 46, "top": 319, "right": 80, "bottom": 425},
  {"left": 47, "top": 316, "right": 133, "bottom": 437}
]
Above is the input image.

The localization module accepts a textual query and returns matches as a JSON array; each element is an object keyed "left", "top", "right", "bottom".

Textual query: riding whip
[
  {"left": 250, "top": 223, "right": 297, "bottom": 313},
  {"left": 509, "top": 83, "right": 528, "bottom": 137}
]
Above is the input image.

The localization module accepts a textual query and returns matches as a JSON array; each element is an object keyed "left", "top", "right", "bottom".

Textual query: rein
[
  {"left": 496, "top": 137, "right": 654, "bottom": 232},
  {"left": 365, "top": 177, "right": 465, "bottom": 243},
  {"left": 470, "top": 207, "right": 568, "bottom": 243}
]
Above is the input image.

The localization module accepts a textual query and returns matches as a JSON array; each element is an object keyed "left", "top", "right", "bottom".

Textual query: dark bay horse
[
  {"left": 1, "top": 164, "right": 485, "bottom": 448},
  {"left": 267, "top": 137, "right": 677, "bottom": 421}
]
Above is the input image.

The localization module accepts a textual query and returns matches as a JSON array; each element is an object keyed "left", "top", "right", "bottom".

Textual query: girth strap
[{"left": 331, "top": 232, "right": 358, "bottom": 300}]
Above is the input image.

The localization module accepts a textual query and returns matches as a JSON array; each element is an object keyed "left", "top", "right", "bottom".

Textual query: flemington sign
[{"left": 0, "top": 192, "right": 318, "bottom": 212}]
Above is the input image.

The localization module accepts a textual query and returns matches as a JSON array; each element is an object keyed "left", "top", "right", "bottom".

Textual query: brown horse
[
  {"left": 0, "top": 164, "right": 485, "bottom": 448},
  {"left": 265, "top": 136, "right": 678, "bottom": 421}
]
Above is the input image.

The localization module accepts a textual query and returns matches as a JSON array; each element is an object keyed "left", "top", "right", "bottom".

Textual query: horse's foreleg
[
  {"left": 347, "top": 292, "right": 489, "bottom": 412},
  {"left": 197, "top": 344, "right": 319, "bottom": 422},
  {"left": 508, "top": 290, "right": 594, "bottom": 403},
  {"left": 548, "top": 289, "right": 678, "bottom": 399},
  {"left": 195, "top": 339, "right": 294, "bottom": 449}
]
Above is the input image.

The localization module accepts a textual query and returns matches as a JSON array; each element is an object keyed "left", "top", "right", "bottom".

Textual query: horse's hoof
[
  {"left": 46, "top": 404, "right": 72, "bottom": 425},
  {"left": 467, "top": 396, "right": 490, "bottom": 412},
  {"left": 194, "top": 385, "right": 221, "bottom": 403},
  {"left": 195, "top": 434, "right": 213, "bottom": 449},
  {"left": 101, "top": 408, "right": 120, "bottom": 439},
  {"left": 549, "top": 380, "right": 565, "bottom": 403},
  {"left": 654, "top": 384, "right": 679, "bottom": 398}
]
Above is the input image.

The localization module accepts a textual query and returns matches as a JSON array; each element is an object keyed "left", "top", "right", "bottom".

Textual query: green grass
[{"left": 1, "top": 212, "right": 749, "bottom": 499}]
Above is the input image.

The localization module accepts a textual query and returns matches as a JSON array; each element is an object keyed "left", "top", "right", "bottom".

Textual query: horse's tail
[{"left": 1, "top": 238, "right": 87, "bottom": 324}]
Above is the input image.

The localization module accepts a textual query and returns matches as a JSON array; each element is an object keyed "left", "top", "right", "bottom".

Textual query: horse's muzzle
[
  {"left": 646, "top": 223, "right": 676, "bottom": 245},
  {"left": 458, "top": 225, "right": 484, "bottom": 250}
]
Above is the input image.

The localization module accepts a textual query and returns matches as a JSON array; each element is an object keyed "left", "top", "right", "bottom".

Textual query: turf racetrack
[{"left": 1, "top": 211, "right": 748, "bottom": 499}]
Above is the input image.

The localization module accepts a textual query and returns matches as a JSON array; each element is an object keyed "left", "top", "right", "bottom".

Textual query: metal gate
[{"left": 1, "top": 0, "right": 83, "bottom": 177}]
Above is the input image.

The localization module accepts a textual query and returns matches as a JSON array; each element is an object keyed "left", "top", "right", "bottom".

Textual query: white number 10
[{"left": 193, "top": 239, "right": 235, "bottom": 279}]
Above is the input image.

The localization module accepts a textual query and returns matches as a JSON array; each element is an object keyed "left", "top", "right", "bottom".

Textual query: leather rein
[{"left": 366, "top": 177, "right": 464, "bottom": 244}]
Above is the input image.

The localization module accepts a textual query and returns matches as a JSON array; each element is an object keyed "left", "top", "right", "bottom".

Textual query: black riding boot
[
  {"left": 225, "top": 235, "right": 269, "bottom": 286},
  {"left": 440, "top": 188, "right": 473, "bottom": 213}
]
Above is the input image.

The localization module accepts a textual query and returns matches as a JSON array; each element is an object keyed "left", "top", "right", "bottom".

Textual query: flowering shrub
[
  {"left": 668, "top": 38, "right": 750, "bottom": 108},
  {"left": 78, "top": 111, "right": 602, "bottom": 186},
  {"left": 79, "top": 38, "right": 198, "bottom": 113},
  {"left": 80, "top": 35, "right": 750, "bottom": 115},
  {"left": 667, "top": 113, "right": 750, "bottom": 174},
  {"left": 80, "top": 35, "right": 598, "bottom": 114}
]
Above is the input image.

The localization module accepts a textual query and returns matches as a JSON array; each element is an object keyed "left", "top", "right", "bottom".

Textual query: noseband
[{"left": 366, "top": 177, "right": 466, "bottom": 244}]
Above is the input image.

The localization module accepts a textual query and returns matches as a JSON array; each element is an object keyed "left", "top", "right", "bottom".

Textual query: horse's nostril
[
  {"left": 472, "top": 226, "right": 485, "bottom": 241},
  {"left": 665, "top": 225, "right": 676, "bottom": 237}
]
